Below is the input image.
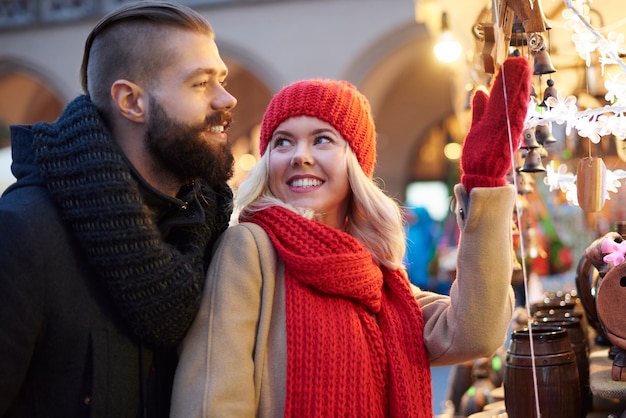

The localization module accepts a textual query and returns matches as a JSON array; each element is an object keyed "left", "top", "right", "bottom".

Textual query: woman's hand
[{"left": 460, "top": 56, "right": 532, "bottom": 194}]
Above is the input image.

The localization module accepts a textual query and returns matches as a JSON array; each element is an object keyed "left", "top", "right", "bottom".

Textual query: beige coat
[{"left": 170, "top": 184, "right": 516, "bottom": 417}]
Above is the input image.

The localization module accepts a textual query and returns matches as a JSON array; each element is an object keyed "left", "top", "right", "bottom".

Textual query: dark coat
[{"left": 0, "top": 123, "right": 229, "bottom": 417}]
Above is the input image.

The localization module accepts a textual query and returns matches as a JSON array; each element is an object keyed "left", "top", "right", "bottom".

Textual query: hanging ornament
[
  {"left": 535, "top": 123, "right": 557, "bottom": 146},
  {"left": 540, "top": 79, "right": 557, "bottom": 107},
  {"left": 576, "top": 156, "right": 606, "bottom": 212}
]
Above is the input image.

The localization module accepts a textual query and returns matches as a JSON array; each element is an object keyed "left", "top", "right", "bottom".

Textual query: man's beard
[{"left": 145, "top": 97, "right": 234, "bottom": 186}]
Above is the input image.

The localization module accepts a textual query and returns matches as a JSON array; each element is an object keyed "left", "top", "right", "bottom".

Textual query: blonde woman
[{"left": 171, "top": 56, "right": 531, "bottom": 417}]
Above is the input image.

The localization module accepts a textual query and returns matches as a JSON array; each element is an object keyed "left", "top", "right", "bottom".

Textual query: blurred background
[{"left": 1, "top": 0, "right": 626, "bottom": 414}]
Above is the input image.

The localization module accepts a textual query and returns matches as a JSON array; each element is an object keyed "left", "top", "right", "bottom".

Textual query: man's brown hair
[{"left": 80, "top": 1, "right": 214, "bottom": 119}]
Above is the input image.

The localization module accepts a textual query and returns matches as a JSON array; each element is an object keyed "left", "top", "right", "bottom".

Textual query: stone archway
[
  {"left": 221, "top": 57, "right": 273, "bottom": 189},
  {"left": 0, "top": 63, "right": 65, "bottom": 191},
  {"left": 0, "top": 70, "right": 64, "bottom": 129}
]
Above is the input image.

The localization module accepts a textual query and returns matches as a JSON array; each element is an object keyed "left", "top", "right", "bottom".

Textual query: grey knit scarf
[{"left": 31, "top": 95, "right": 233, "bottom": 347}]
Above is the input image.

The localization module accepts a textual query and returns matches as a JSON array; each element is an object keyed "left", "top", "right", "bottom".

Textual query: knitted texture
[
  {"left": 460, "top": 56, "right": 532, "bottom": 193},
  {"left": 246, "top": 206, "right": 432, "bottom": 417},
  {"left": 32, "top": 95, "right": 233, "bottom": 347},
  {"left": 259, "top": 79, "right": 377, "bottom": 177}
]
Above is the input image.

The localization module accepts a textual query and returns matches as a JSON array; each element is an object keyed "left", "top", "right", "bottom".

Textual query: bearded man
[{"left": 0, "top": 2, "right": 237, "bottom": 417}]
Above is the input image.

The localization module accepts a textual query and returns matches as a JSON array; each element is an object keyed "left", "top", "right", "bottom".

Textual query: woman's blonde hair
[{"left": 235, "top": 147, "right": 406, "bottom": 270}]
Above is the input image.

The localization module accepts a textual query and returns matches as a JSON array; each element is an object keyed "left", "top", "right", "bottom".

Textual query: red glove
[{"left": 460, "top": 56, "right": 532, "bottom": 194}]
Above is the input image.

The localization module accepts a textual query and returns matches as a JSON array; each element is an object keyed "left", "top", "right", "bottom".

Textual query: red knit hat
[{"left": 259, "top": 79, "right": 377, "bottom": 177}]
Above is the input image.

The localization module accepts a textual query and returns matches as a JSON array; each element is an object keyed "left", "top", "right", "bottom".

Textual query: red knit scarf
[{"left": 245, "top": 206, "right": 432, "bottom": 417}]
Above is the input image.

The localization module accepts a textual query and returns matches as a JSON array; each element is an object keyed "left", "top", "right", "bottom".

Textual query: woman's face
[{"left": 268, "top": 116, "right": 351, "bottom": 229}]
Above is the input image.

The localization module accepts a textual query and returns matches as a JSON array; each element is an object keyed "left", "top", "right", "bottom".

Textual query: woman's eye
[
  {"left": 195, "top": 80, "right": 209, "bottom": 87},
  {"left": 315, "top": 135, "right": 332, "bottom": 145},
  {"left": 273, "top": 137, "right": 291, "bottom": 148}
]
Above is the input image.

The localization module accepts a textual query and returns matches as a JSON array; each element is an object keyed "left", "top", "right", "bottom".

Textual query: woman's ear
[{"left": 110, "top": 80, "right": 146, "bottom": 123}]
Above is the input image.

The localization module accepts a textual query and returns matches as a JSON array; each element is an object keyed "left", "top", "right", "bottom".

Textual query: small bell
[
  {"left": 522, "top": 127, "right": 540, "bottom": 149},
  {"left": 520, "top": 148, "right": 546, "bottom": 173},
  {"left": 533, "top": 47, "right": 557, "bottom": 75},
  {"left": 536, "top": 123, "right": 557, "bottom": 145},
  {"left": 541, "top": 79, "right": 558, "bottom": 107}
]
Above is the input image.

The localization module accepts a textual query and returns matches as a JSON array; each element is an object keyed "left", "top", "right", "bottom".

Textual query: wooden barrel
[
  {"left": 504, "top": 326, "right": 581, "bottom": 418},
  {"left": 532, "top": 316, "right": 591, "bottom": 416},
  {"left": 530, "top": 299, "right": 577, "bottom": 316},
  {"left": 534, "top": 308, "right": 588, "bottom": 340}
]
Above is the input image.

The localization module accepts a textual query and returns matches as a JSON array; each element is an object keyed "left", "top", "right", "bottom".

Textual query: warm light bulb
[
  {"left": 434, "top": 11, "right": 461, "bottom": 63},
  {"left": 434, "top": 31, "right": 462, "bottom": 63}
]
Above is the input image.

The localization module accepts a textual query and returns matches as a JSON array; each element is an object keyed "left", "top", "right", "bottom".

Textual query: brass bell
[
  {"left": 520, "top": 148, "right": 546, "bottom": 173},
  {"left": 533, "top": 47, "right": 556, "bottom": 75},
  {"left": 522, "top": 127, "right": 540, "bottom": 149},
  {"left": 536, "top": 123, "right": 557, "bottom": 145}
]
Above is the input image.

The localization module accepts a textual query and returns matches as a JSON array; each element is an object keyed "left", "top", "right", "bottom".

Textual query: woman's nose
[{"left": 290, "top": 144, "right": 314, "bottom": 166}]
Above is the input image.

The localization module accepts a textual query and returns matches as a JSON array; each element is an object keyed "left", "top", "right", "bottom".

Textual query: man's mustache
[{"left": 205, "top": 111, "right": 233, "bottom": 130}]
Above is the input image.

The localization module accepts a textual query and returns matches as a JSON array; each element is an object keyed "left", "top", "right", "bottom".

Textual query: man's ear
[{"left": 110, "top": 80, "right": 146, "bottom": 123}]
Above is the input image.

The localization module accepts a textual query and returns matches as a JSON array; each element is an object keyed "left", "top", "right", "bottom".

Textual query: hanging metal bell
[
  {"left": 520, "top": 148, "right": 546, "bottom": 173},
  {"left": 536, "top": 123, "right": 557, "bottom": 145},
  {"left": 533, "top": 48, "right": 557, "bottom": 75},
  {"left": 541, "top": 79, "right": 558, "bottom": 107},
  {"left": 522, "top": 127, "right": 540, "bottom": 149}
]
